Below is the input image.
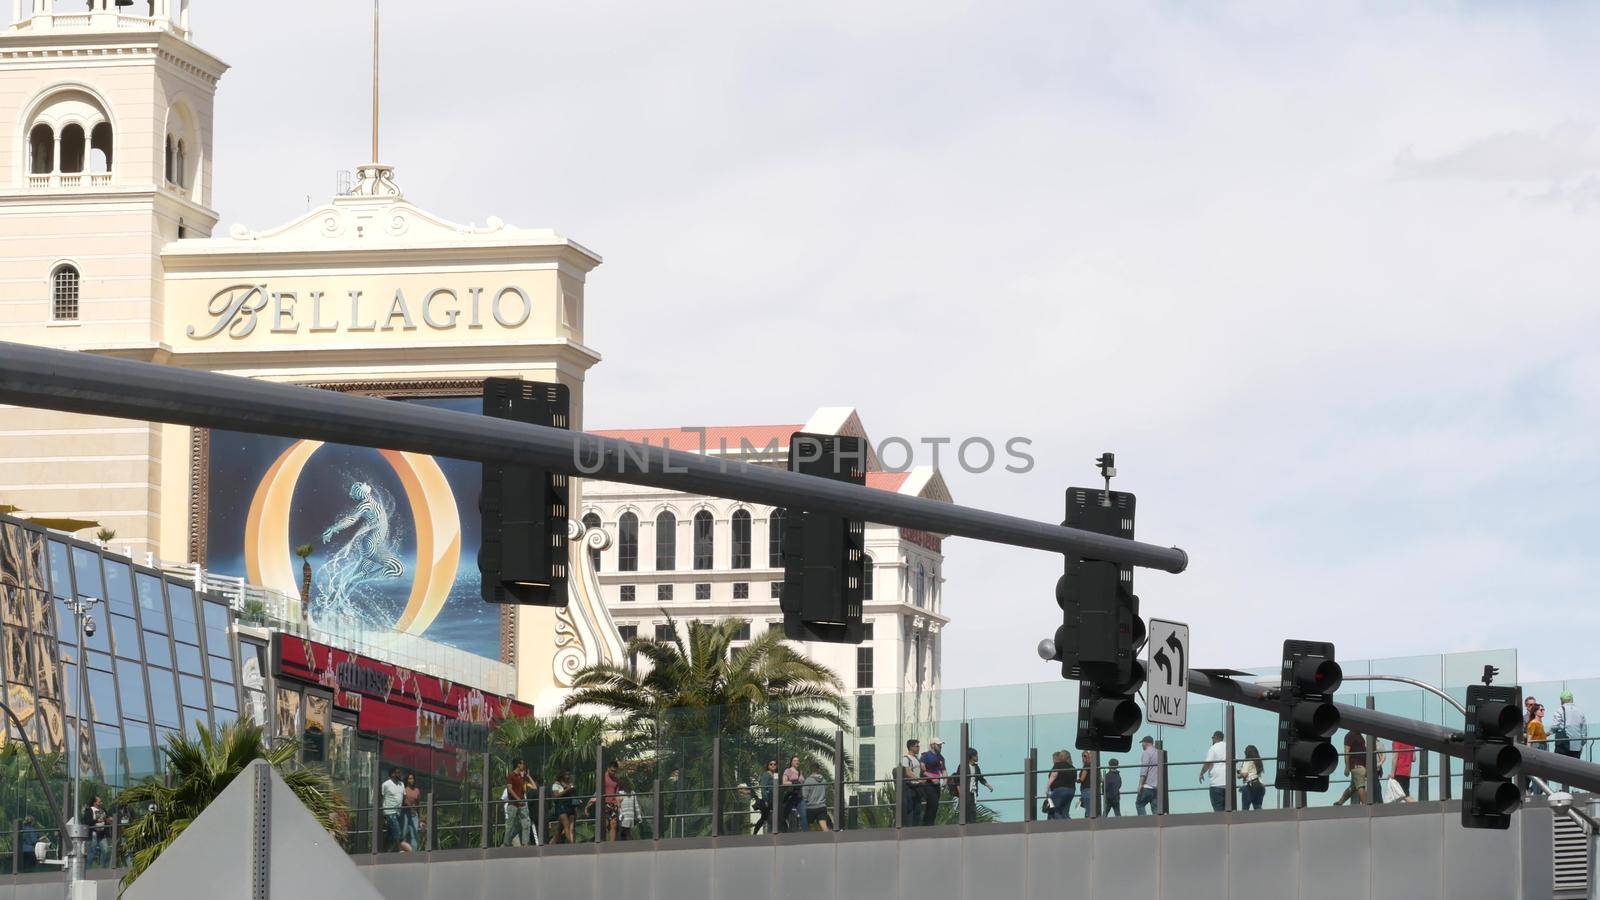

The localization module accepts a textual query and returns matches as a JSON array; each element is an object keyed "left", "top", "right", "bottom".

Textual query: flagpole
[{"left": 372, "top": 0, "right": 380, "bottom": 164}]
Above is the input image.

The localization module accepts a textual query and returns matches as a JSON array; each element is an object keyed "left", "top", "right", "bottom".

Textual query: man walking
[
  {"left": 1334, "top": 731, "right": 1367, "bottom": 805},
  {"left": 1135, "top": 735, "right": 1160, "bottom": 815},
  {"left": 919, "top": 738, "right": 948, "bottom": 825},
  {"left": 900, "top": 739, "right": 925, "bottom": 827},
  {"left": 503, "top": 758, "right": 532, "bottom": 846},
  {"left": 1103, "top": 759, "right": 1123, "bottom": 816},
  {"left": 381, "top": 769, "right": 410, "bottom": 852},
  {"left": 1554, "top": 691, "right": 1588, "bottom": 761},
  {"left": 1199, "top": 731, "right": 1228, "bottom": 812},
  {"left": 804, "top": 766, "right": 833, "bottom": 831}
]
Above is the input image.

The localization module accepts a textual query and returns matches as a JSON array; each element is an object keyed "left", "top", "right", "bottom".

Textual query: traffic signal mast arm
[
  {"left": 1190, "top": 670, "right": 1600, "bottom": 795},
  {"left": 0, "top": 341, "right": 1188, "bottom": 573}
]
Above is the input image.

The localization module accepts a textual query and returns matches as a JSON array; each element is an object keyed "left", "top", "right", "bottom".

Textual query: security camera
[
  {"left": 1548, "top": 792, "right": 1574, "bottom": 813},
  {"left": 83, "top": 615, "right": 96, "bottom": 638},
  {"left": 147, "top": 803, "right": 157, "bottom": 814},
  {"left": 1036, "top": 638, "right": 1057, "bottom": 662}
]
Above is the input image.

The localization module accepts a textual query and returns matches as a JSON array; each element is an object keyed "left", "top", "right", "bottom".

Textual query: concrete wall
[{"left": 346, "top": 801, "right": 1555, "bottom": 900}]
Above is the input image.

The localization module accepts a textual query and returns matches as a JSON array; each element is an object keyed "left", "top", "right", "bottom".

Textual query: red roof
[
  {"left": 866, "top": 471, "right": 909, "bottom": 492},
  {"left": 591, "top": 424, "right": 802, "bottom": 453}
]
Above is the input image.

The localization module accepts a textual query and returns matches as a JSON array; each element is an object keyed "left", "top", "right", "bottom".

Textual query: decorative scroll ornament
[
  {"left": 550, "top": 520, "right": 623, "bottom": 688},
  {"left": 350, "top": 163, "right": 403, "bottom": 198}
]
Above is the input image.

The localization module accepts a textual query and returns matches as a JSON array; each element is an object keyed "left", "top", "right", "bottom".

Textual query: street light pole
[{"left": 65, "top": 594, "right": 102, "bottom": 889}]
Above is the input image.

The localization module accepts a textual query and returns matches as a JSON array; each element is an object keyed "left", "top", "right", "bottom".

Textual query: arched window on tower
[
  {"left": 51, "top": 265, "right": 80, "bottom": 322},
  {"left": 617, "top": 512, "right": 639, "bottom": 572},
  {"left": 655, "top": 511, "right": 676, "bottom": 571},
  {"left": 164, "top": 134, "right": 174, "bottom": 183},
  {"left": 767, "top": 508, "right": 785, "bottom": 567},
  {"left": 581, "top": 512, "right": 602, "bottom": 572},
  {"left": 175, "top": 140, "right": 187, "bottom": 188},
  {"left": 693, "top": 511, "right": 714, "bottom": 569},
  {"left": 58, "top": 124, "right": 85, "bottom": 174},
  {"left": 29, "top": 124, "right": 53, "bottom": 175},
  {"left": 89, "top": 122, "right": 113, "bottom": 174},
  {"left": 912, "top": 562, "right": 926, "bottom": 608},
  {"left": 862, "top": 555, "right": 875, "bottom": 601},
  {"left": 731, "top": 510, "right": 751, "bottom": 569}
]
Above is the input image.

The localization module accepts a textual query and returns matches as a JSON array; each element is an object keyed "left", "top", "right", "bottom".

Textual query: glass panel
[
  {"left": 142, "top": 630, "right": 171, "bottom": 668},
  {"left": 208, "top": 654, "right": 234, "bottom": 684},
  {"left": 34, "top": 633, "right": 59, "bottom": 699},
  {"left": 116, "top": 658, "right": 148, "bottom": 720},
  {"left": 1, "top": 583, "right": 30, "bottom": 631},
  {"left": 47, "top": 541, "right": 72, "bottom": 600},
  {"left": 147, "top": 667, "right": 179, "bottom": 728},
  {"left": 0, "top": 523, "right": 28, "bottom": 588},
  {"left": 125, "top": 719, "right": 159, "bottom": 781},
  {"left": 183, "top": 706, "right": 210, "bottom": 738},
  {"left": 168, "top": 583, "right": 198, "bottom": 645},
  {"left": 70, "top": 547, "right": 105, "bottom": 602},
  {"left": 87, "top": 667, "right": 118, "bottom": 725},
  {"left": 174, "top": 642, "right": 203, "bottom": 675},
  {"left": 211, "top": 681, "right": 237, "bottom": 712},
  {"left": 135, "top": 572, "right": 168, "bottom": 634},
  {"left": 179, "top": 673, "right": 207, "bottom": 708},
  {"left": 87, "top": 650, "right": 111, "bottom": 672},
  {"left": 214, "top": 708, "right": 238, "bottom": 730},
  {"left": 103, "top": 561, "right": 134, "bottom": 616},
  {"left": 202, "top": 601, "right": 229, "bottom": 655},
  {"left": 93, "top": 723, "right": 123, "bottom": 786},
  {"left": 275, "top": 687, "right": 302, "bottom": 741},
  {"left": 54, "top": 598, "right": 73, "bottom": 642},
  {"left": 112, "top": 614, "right": 140, "bottom": 661},
  {"left": 62, "top": 661, "right": 77, "bottom": 721},
  {"left": 39, "top": 696, "right": 64, "bottom": 753}
]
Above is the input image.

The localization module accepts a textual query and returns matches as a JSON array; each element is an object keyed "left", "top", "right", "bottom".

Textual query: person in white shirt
[
  {"left": 381, "top": 768, "right": 411, "bottom": 852},
  {"left": 1135, "top": 735, "right": 1161, "bottom": 815},
  {"left": 901, "top": 739, "right": 925, "bottom": 827},
  {"left": 1198, "top": 731, "right": 1228, "bottom": 812}
]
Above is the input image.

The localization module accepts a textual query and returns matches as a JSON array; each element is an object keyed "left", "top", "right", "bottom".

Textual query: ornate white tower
[{"left": 0, "top": 2, "right": 227, "bottom": 552}]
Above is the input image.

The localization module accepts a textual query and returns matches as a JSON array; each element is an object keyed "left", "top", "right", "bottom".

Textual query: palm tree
[
  {"left": 561, "top": 616, "right": 849, "bottom": 795},
  {"left": 118, "top": 721, "right": 346, "bottom": 890},
  {"left": 294, "top": 543, "right": 314, "bottom": 602},
  {"left": 492, "top": 711, "right": 629, "bottom": 782},
  {"left": 94, "top": 527, "right": 116, "bottom": 545}
]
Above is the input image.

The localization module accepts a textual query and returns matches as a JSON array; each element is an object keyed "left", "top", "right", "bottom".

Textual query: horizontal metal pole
[
  {"left": 0, "top": 341, "right": 1189, "bottom": 572},
  {"left": 1190, "top": 671, "right": 1600, "bottom": 794}
]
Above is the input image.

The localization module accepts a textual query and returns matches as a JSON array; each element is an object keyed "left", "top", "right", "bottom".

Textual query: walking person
[
  {"left": 804, "top": 766, "right": 833, "bottom": 831},
  {"left": 616, "top": 780, "right": 641, "bottom": 840},
  {"left": 956, "top": 747, "right": 993, "bottom": 823},
  {"left": 900, "top": 740, "right": 925, "bottom": 827},
  {"left": 549, "top": 771, "right": 576, "bottom": 844},
  {"left": 1333, "top": 731, "right": 1368, "bottom": 805},
  {"left": 81, "top": 797, "right": 109, "bottom": 867},
  {"left": 1236, "top": 745, "right": 1266, "bottom": 811},
  {"left": 503, "top": 759, "right": 532, "bottom": 847},
  {"left": 1103, "top": 759, "right": 1123, "bottom": 817},
  {"left": 1389, "top": 740, "right": 1416, "bottom": 799},
  {"left": 1554, "top": 692, "right": 1588, "bottom": 761},
  {"left": 1078, "top": 751, "right": 1093, "bottom": 814},
  {"left": 381, "top": 769, "right": 410, "bottom": 852},
  {"left": 584, "top": 759, "right": 623, "bottom": 842},
  {"left": 1135, "top": 735, "right": 1161, "bottom": 815},
  {"left": 920, "top": 738, "right": 948, "bottom": 825},
  {"left": 752, "top": 760, "right": 779, "bottom": 834},
  {"left": 782, "top": 755, "right": 807, "bottom": 832},
  {"left": 401, "top": 772, "right": 423, "bottom": 851},
  {"left": 1047, "top": 750, "right": 1077, "bottom": 820},
  {"left": 1199, "top": 731, "right": 1228, "bottom": 812}
]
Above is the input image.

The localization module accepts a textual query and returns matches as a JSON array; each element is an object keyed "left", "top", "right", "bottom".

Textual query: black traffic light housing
[
  {"left": 1274, "top": 639, "right": 1343, "bottom": 792},
  {"left": 779, "top": 433, "right": 868, "bottom": 644},
  {"left": 1463, "top": 683, "right": 1523, "bottom": 830},
  {"left": 478, "top": 378, "right": 570, "bottom": 606},
  {"left": 1058, "top": 475, "right": 1146, "bottom": 752}
]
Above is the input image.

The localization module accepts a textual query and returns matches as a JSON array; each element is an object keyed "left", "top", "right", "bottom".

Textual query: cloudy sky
[{"left": 182, "top": 1, "right": 1600, "bottom": 686}]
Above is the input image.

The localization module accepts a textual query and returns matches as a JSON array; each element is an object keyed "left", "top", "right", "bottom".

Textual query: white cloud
[{"left": 176, "top": 0, "right": 1600, "bottom": 686}]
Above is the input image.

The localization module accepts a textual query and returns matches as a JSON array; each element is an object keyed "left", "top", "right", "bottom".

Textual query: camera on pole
[
  {"left": 1273, "top": 639, "right": 1343, "bottom": 791},
  {"left": 778, "top": 433, "right": 868, "bottom": 643},
  {"left": 1059, "top": 453, "right": 1146, "bottom": 752},
  {"left": 1462, "top": 682, "right": 1523, "bottom": 829},
  {"left": 478, "top": 378, "right": 570, "bottom": 606}
]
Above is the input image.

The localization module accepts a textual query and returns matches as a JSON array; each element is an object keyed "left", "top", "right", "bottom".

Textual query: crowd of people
[{"left": 895, "top": 738, "right": 994, "bottom": 826}]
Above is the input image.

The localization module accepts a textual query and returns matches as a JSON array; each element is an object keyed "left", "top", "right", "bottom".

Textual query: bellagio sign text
[{"left": 188, "top": 282, "right": 535, "bottom": 340}]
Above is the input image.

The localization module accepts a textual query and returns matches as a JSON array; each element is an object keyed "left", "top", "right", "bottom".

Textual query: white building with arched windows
[{"left": 580, "top": 407, "right": 953, "bottom": 732}]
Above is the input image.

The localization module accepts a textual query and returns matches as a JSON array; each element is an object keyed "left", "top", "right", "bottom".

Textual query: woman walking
[
  {"left": 1236, "top": 746, "right": 1266, "bottom": 811},
  {"left": 549, "top": 772, "right": 576, "bottom": 844},
  {"left": 401, "top": 772, "right": 423, "bottom": 850},
  {"left": 1047, "top": 750, "right": 1077, "bottom": 820},
  {"left": 1078, "top": 751, "right": 1093, "bottom": 814}
]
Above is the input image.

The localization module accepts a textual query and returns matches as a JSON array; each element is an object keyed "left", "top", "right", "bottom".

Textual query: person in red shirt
[
  {"left": 587, "top": 760, "right": 623, "bottom": 842},
  {"left": 504, "top": 758, "right": 532, "bottom": 846},
  {"left": 1390, "top": 741, "right": 1416, "bottom": 798}
]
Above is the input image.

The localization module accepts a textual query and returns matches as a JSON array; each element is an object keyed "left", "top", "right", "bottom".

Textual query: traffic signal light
[
  {"left": 1274, "top": 639, "right": 1342, "bottom": 792},
  {"left": 778, "top": 433, "right": 867, "bottom": 643},
  {"left": 478, "top": 378, "right": 570, "bottom": 606},
  {"left": 1057, "top": 476, "right": 1146, "bottom": 752},
  {"left": 1463, "top": 683, "right": 1523, "bottom": 830}
]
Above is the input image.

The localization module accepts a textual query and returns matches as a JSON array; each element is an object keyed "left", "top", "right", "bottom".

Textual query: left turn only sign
[{"left": 1145, "top": 618, "right": 1189, "bottom": 727}]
